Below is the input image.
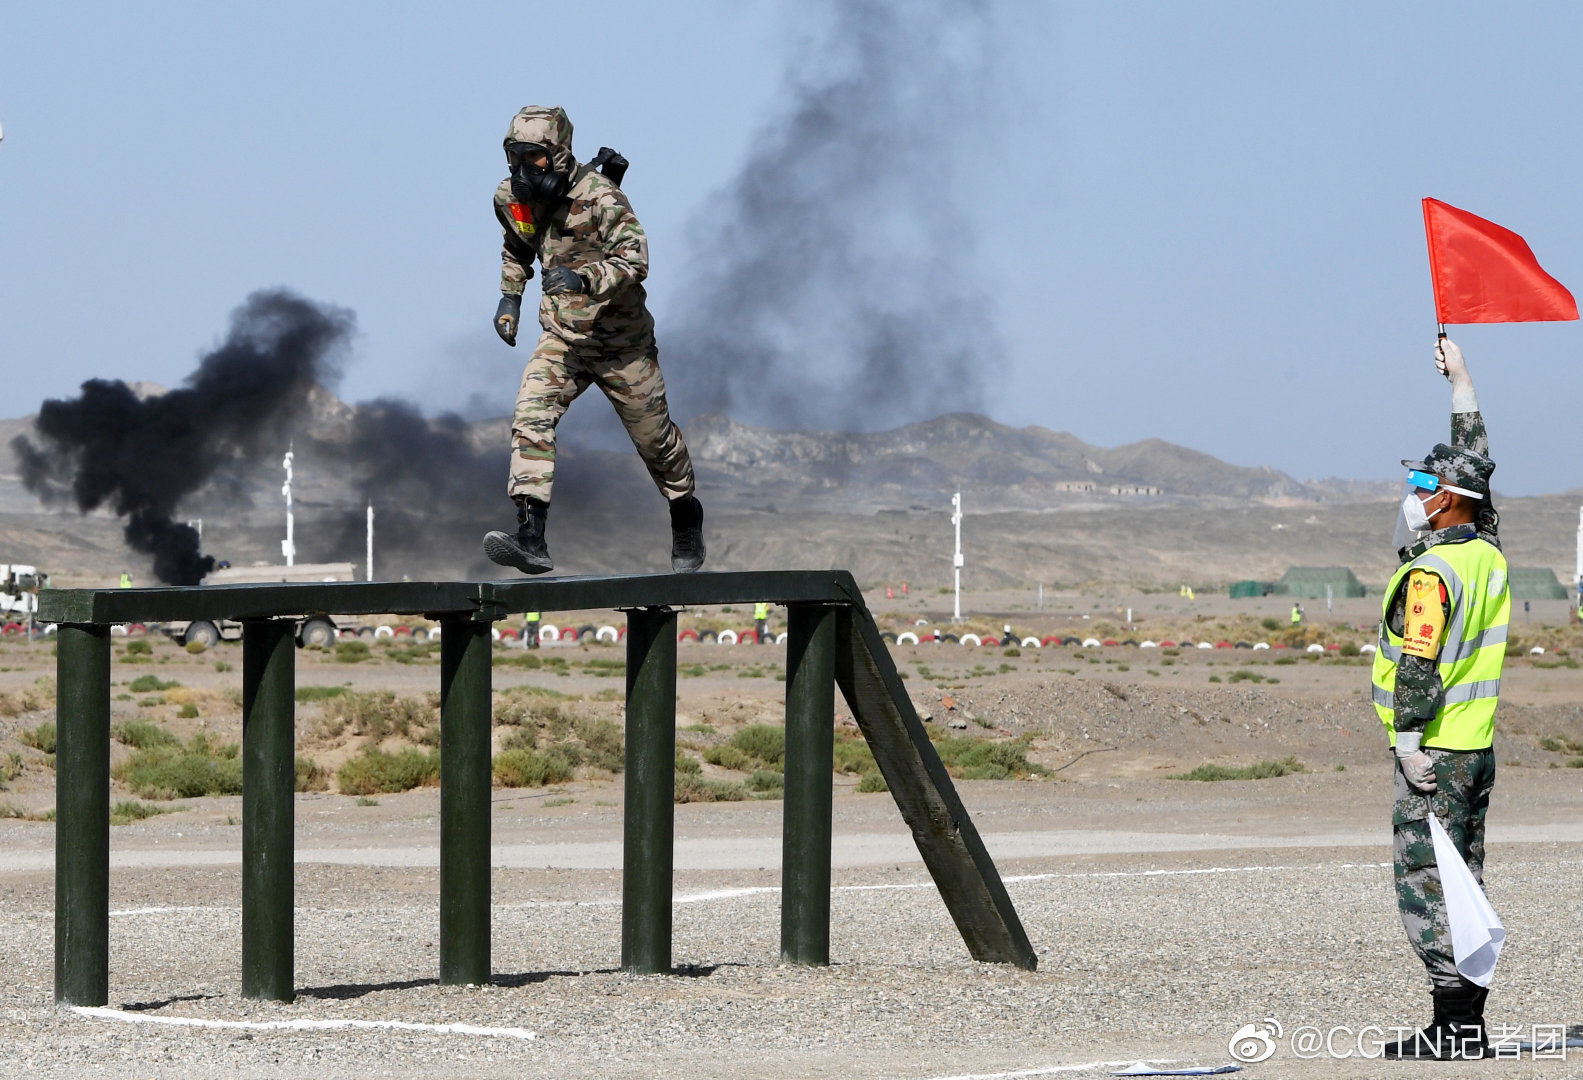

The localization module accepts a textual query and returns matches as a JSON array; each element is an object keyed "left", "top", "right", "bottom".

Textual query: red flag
[{"left": 1422, "top": 198, "right": 1578, "bottom": 324}]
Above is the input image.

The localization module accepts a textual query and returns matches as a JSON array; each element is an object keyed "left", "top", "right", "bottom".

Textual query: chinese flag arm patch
[
  {"left": 1401, "top": 569, "right": 1449, "bottom": 659},
  {"left": 507, "top": 203, "right": 536, "bottom": 237}
]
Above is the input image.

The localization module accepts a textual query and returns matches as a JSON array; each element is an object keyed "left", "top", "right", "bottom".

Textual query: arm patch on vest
[{"left": 1401, "top": 569, "right": 1449, "bottom": 659}]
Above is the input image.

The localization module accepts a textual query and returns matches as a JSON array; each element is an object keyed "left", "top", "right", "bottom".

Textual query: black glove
[
  {"left": 494, "top": 294, "right": 521, "bottom": 347},
  {"left": 541, "top": 266, "right": 587, "bottom": 296}
]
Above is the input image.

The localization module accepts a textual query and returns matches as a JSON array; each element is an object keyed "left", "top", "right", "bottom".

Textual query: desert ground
[{"left": 1, "top": 593, "right": 1581, "bottom": 1079}]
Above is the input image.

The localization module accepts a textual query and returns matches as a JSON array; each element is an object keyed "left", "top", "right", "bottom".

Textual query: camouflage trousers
[
  {"left": 1392, "top": 747, "right": 1496, "bottom": 989},
  {"left": 509, "top": 332, "right": 695, "bottom": 503}
]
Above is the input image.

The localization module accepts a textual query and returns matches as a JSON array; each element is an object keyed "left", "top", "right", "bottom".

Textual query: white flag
[{"left": 1428, "top": 812, "right": 1505, "bottom": 987}]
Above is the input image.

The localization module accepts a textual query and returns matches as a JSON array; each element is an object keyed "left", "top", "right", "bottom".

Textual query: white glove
[
  {"left": 1435, "top": 337, "right": 1479, "bottom": 412},
  {"left": 1395, "top": 731, "right": 1438, "bottom": 793}
]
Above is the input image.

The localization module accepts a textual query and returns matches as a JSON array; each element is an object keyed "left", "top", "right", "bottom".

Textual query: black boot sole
[{"left": 484, "top": 531, "right": 554, "bottom": 575}]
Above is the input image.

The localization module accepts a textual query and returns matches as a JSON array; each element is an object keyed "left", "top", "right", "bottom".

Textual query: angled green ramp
[{"left": 836, "top": 606, "right": 1037, "bottom": 970}]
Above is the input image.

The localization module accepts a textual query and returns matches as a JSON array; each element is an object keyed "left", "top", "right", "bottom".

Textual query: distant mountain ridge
[{"left": 684, "top": 412, "right": 1394, "bottom": 511}]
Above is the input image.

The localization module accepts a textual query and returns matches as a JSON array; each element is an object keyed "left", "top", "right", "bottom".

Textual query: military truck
[
  {"left": 154, "top": 561, "right": 356, "bottom": 648},
  {"left": 1, "top": 564, "right": 45, "bottom": 632}
]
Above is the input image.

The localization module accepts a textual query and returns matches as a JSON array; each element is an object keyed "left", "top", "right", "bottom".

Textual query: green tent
[
  {"left": 1273, "top": 566, "right": 1367, "bottom": 599},
  {"left": 1229, "top": 580, "right": 1274, "bottom": 599},
  {"left": 1509, "top": 567, "right": 1568, "bottom": 600}
]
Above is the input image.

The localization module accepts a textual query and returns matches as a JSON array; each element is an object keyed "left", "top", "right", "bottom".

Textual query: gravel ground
[
  {"left": 3, "top": 802, "right": 1581, "bottom": 1079},
  {"left": 4, "top": 632, "right": 1582, "bottom": 1078}
]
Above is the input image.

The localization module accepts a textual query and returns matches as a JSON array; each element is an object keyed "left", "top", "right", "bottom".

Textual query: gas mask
[{"left": 507, "top": 141, "right": 567, "bottom": 204}]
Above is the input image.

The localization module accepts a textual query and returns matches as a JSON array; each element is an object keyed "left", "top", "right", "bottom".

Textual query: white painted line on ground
[
  {"left": 914, "top": 1059, "right": 1176, "bottom": 1079},
  {"left": 103, "top": 863, "right": 1396, "bottom": 921},
  {"left": 71, "top": 1005, "right": 536, "bottom": 1040}
]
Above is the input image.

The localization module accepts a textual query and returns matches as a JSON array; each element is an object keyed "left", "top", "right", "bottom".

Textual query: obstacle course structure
[{"left": 41, "top": 571, "right": 1036, "bottom": 1007}]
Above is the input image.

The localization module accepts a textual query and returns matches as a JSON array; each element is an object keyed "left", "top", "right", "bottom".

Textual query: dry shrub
[
  {"left": 337, "top": 747, "right": 440, "bottom": 795},
  {"left": 0, "top": 678, "right": 55, "bottom": 718},
  {"left": 321, "top": 690, "right": 437, "bottom": 743}
]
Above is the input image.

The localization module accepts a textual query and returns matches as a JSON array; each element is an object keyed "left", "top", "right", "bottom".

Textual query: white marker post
[
  {"left": 951, "top": 491, "right": 964, "bottom": 623},
  {"left": 281, "top": 450, "right": 296, "bottom": 567},
  {"left": 1575, "top": 506, "right": 1583, "bottom": 618},
  {"left": 366, "top": 503, "right": 375, "bottom": 582}
]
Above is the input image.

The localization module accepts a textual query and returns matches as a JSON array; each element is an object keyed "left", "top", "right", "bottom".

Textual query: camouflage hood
[{"left": 504, "top": 106, "right": 577, "bottom": 180}]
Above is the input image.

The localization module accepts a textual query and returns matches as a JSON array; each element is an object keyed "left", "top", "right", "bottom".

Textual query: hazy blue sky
[{"left": 2, "top": 2, "right": 1580, "bottom": 493}]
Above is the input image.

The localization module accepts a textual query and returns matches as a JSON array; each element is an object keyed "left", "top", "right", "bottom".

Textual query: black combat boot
[
  {"left": 483, "top": 496, "right": 553, "bottom": 575},
  {"left": 1381, "top": 984, "right": 1487, "bottom": 1060},
  {"left": 668, "top": 494, "right": 706, "bottom": 573}
]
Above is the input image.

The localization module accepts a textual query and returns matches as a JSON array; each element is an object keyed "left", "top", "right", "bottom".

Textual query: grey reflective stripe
[
  {"left": 1411, "top": 552, "right": 1468, "bottom": 649},
  {"left": 1442, "top": 679, "right": 1501, "bottom": 705},
  {"left": 1441, "top": 623, "right": 1509, "bottom": 664},
  {"left": 1379, "top": 642, "right": 1402, "bottom": 662},
  {"left": 1373, "top": 680, "right": 1499, "bottom": 711}
]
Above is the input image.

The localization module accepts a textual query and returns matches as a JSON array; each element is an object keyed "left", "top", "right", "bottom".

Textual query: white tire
[
  {"left": 1082, "top": 637, "right": 1101, "bottom": 648},
  {"left": 1020, "top": 636, "right": 1040, "bottom": 648},
  {"left": 596, "top": 625, "right": 619, "bottom": 643},
  {"left": 1252, "top": 642, "right": 1270, "bottom": 650},
  {"left": 897, "top": 631, "right": 919, "bottom": 645},
  {"left": 540, "top": 625, "right": 560, "bottom": 643},
  {"left": 1198, "top": 641, "right": 1213, "bottom": 650},
  {"left": 374, "top": 625, "right": 394, "bottom": 639},
  {"left": 718, "top": 629, "right": 739, "bottom": 645},
  {"left": 1530, "top": 646, "right": 1546, "bottom": 655},
  {"left": 1139, "top": 640, "right": 1157, "bottom": 649},
  {"left": 960, "top": 633, "right": 982, "bottom": 647},
  {"left": 775, "top": 632, "right": 787, "bottom": 644},
  {"left": 1306, "top": 643, "right": 1325, "bottom": 654},
  {"left": 491, "top": 627, "right": 501, "bottom": 642},
  {"left": 1360, "top": 643, "right": 1377, "bottom": 655},
  {"left": 110, "top": 624, "right": 128, "bottom": 637}
]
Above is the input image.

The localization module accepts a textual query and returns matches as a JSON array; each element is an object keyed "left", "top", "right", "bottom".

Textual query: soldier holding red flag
[{"left": 1372, "top": 337, "right": 1507, "bottom": 1060}]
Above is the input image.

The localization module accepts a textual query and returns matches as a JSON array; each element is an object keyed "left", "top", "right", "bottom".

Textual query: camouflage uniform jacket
[
  {"left": 1388, "top": 410, "right": 1497, "bottom": 735},
  {"left": 493, "top": 107, "right": 654, "bottom": 350}
]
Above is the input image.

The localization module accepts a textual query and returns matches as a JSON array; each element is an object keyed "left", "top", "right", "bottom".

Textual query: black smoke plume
[
  {"left": 665, "top": 0, "right": 1000, "bottom": 430},
  {"left": 13, "top": 290, "right": 353, "bottom": 584}
]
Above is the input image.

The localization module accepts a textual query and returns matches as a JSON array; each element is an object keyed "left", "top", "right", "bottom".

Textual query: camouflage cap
[{"left": 1401, "top": 442, "right": 1495, "bottom": 496}]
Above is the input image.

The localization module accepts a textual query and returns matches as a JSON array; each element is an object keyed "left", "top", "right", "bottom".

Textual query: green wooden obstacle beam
[
  {"left": 835, "top": 608, "right": 1038, "bottom": 970},
  {"left": 38, "top": 571, "right": 862, "bottom": 626},
  {"left": 440, "top": 617, "right": 493, "bottom": 985},
  {"left": 621, "top": 606, "right": 677, "bottom": 974},
  {"left": 54, "top": 624, "right": 111, "bottom": 1006},
  {"left": 241, "top": 619, "right": 297, "bottom": 1001},
  {"left": 781, "top": 604, "right": 838, "bottom": 966}
]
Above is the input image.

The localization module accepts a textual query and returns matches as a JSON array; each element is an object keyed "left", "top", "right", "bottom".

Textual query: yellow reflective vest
[
  {"left": 1371, "top": 537, "right": 1509, "bottom": 750},
  {"left": 754, "top": 602, "right": 769, "bottom": 621}
]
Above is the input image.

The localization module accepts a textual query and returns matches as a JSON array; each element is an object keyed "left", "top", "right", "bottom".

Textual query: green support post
[
  {"left": 781, "top": 604, "right": 837, "bottom": 965},
  {"left": 621, "top": 606, "right": 677, "bottom": 974},
  {"left": 242, "top": 619, "right": 296, "bottom": 1001},
  {"left": 439, "top": 617, "right": 492, "bottom": 985},
  {"left": 54, "top": 623, "right": 111, "bottom": 1006}
]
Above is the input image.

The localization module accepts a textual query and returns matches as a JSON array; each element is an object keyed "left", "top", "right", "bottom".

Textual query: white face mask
[{"left": 1393, "top": 489, "right": 1444, "bottom": 549}]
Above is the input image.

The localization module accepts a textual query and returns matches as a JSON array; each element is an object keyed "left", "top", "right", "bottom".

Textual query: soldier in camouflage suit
[
  {"left": 483, "top": 106, "right": 704, "bottom": 575},
  {"left": 1379, "top": 336, "right": 1503, "bottom": 1061}
]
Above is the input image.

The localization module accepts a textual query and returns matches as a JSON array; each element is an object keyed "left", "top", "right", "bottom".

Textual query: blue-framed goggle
[
  {"left": 1406, "top": 469, "right": 1441, "bottom": 492},
  {"left": 1406, "top": 469, "right": 1484, "bottom": 499}
]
